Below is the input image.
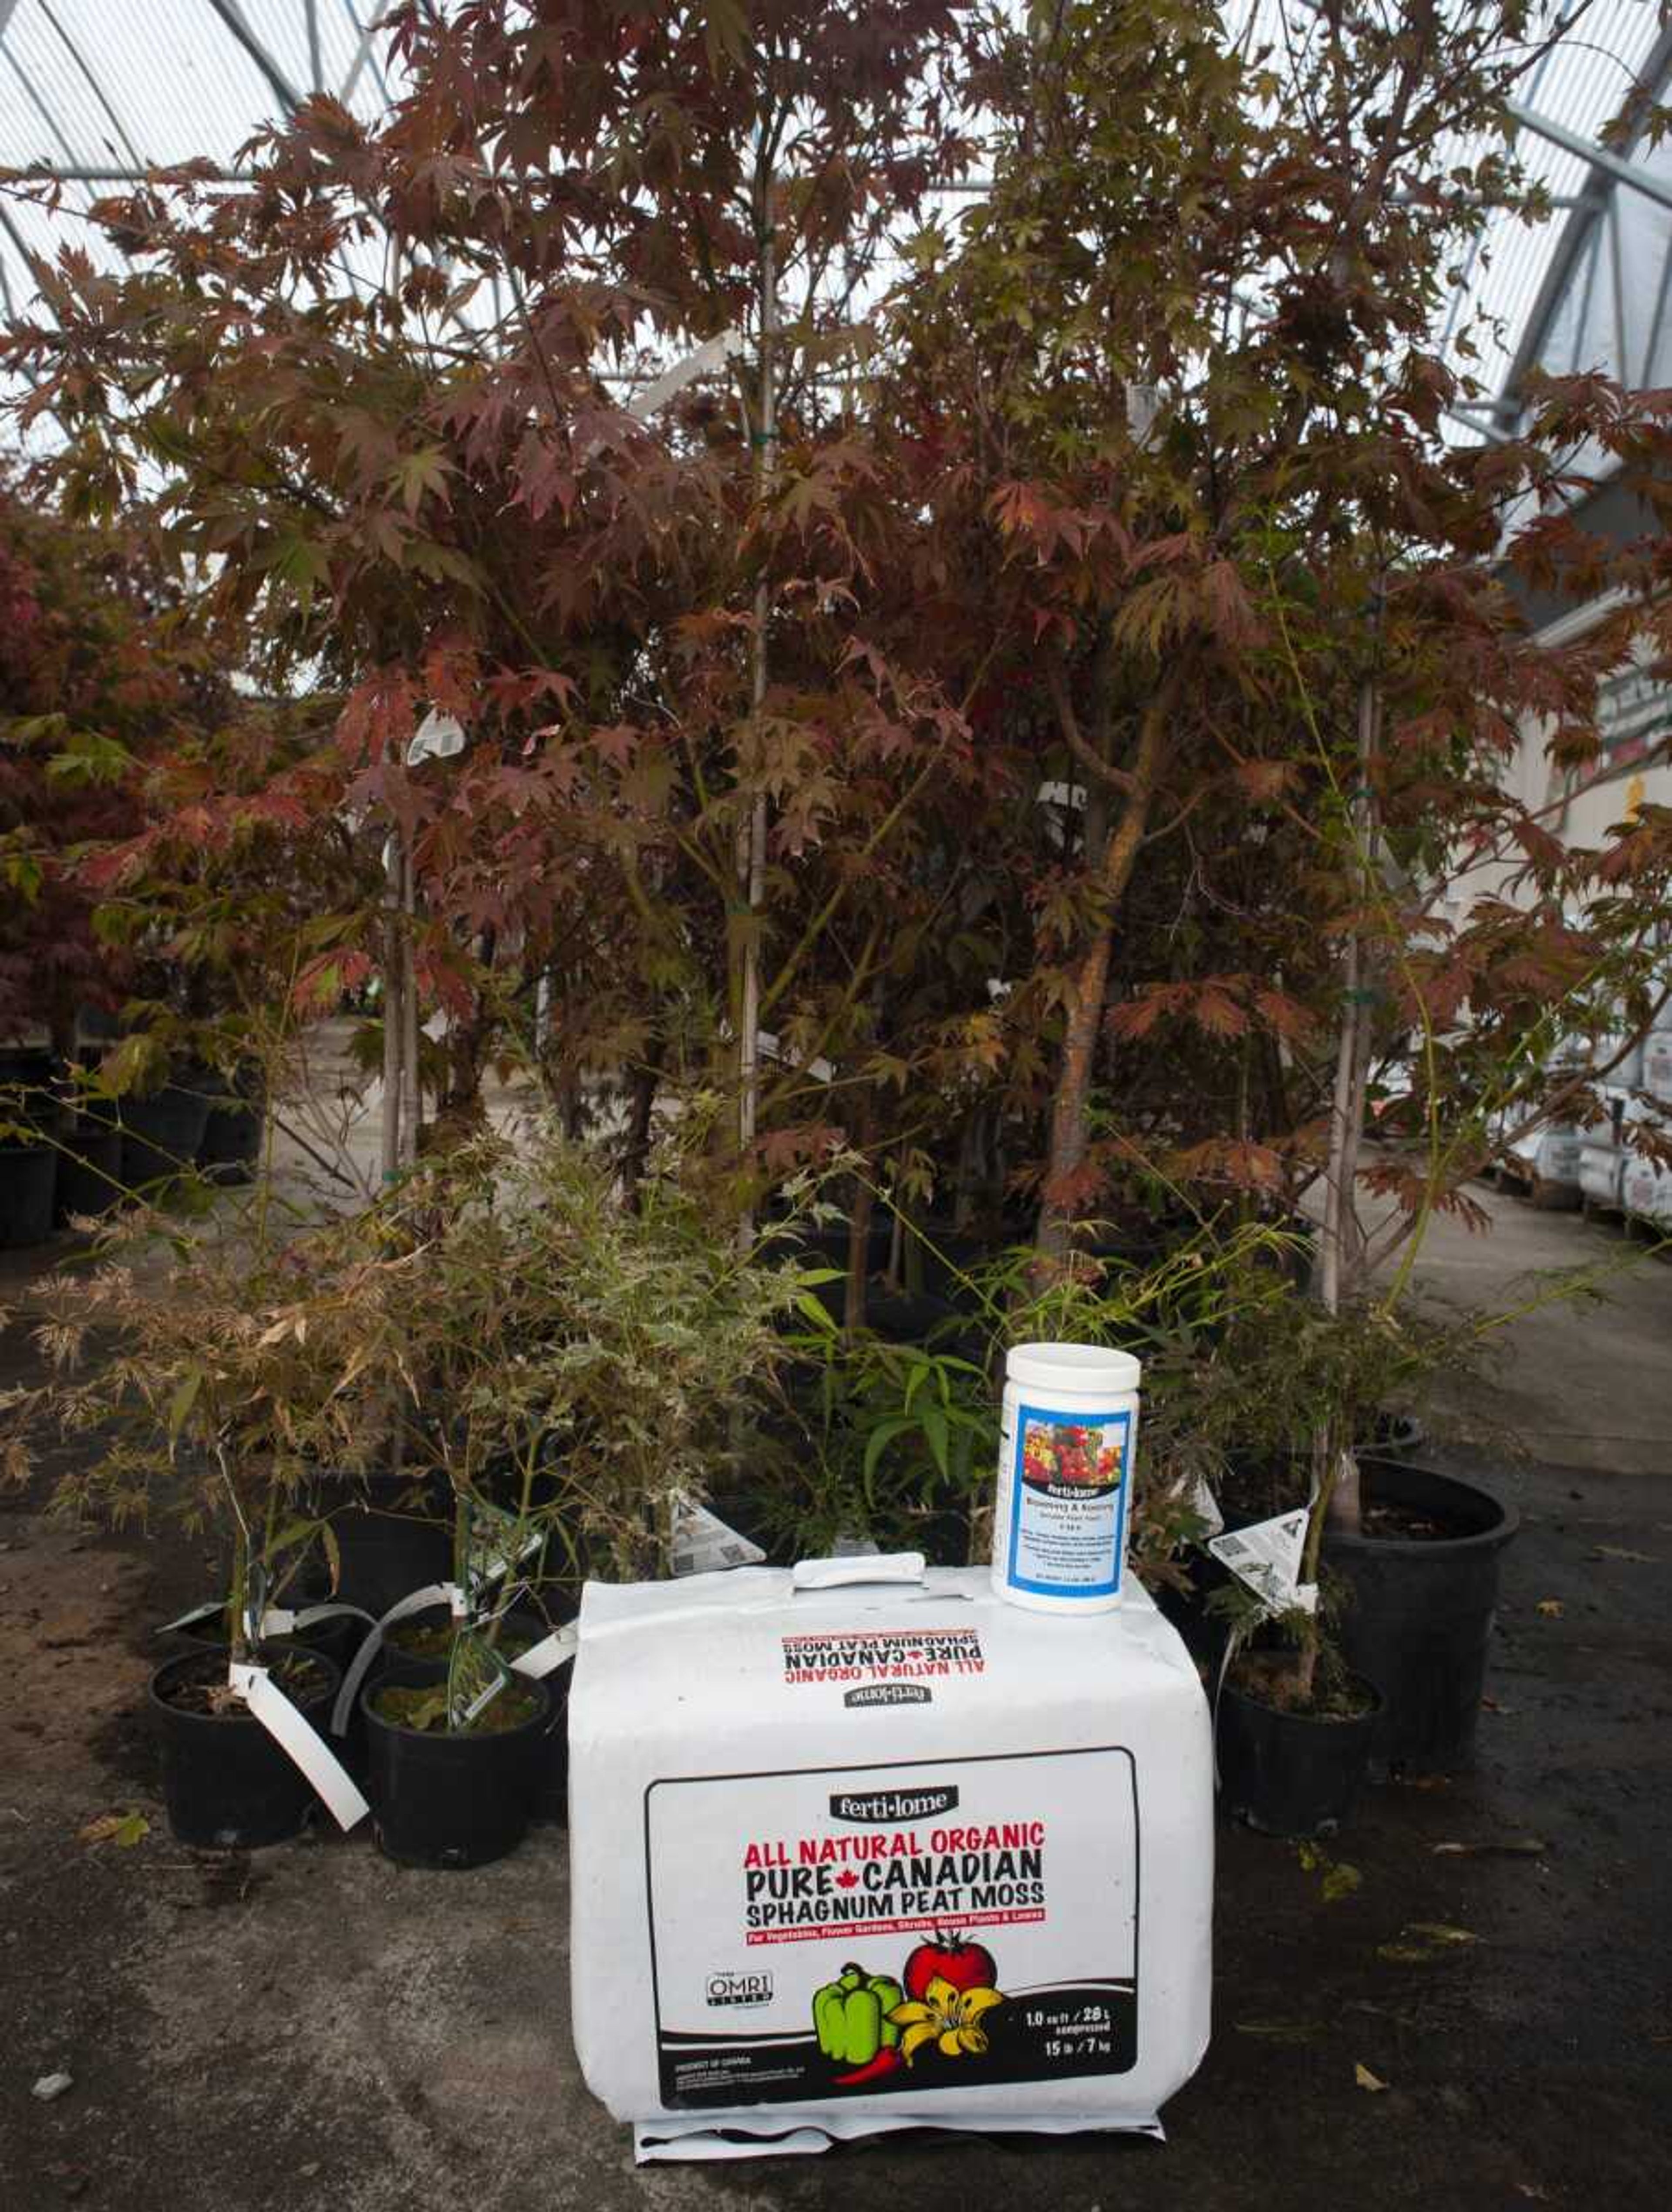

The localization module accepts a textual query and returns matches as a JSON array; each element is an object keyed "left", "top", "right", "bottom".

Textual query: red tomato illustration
[{"left": 903, "top": 1932, "right": 998, "bottom": 2000}]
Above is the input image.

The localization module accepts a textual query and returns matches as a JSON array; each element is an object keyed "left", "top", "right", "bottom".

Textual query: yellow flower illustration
[{"left": 887, "top": 1976, "right": 1004, "bottom": 2064}]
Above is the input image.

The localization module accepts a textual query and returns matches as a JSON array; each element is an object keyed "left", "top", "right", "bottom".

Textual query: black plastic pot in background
[
  {"left": 151, "top": 1646, "right": 342, "bottom": 1849},
  {"left": 0, "top": 1142, "right": 57, "bottom": 1249},
  {"left": 1151, "top": 1550, "right": 1237, "bottom": 1677},
  {"left": 121, "top": 1079, "right": 214, "bottom": 1194},
  {"left": 530, "top": 1666, "right": 572, "bottom": 1827},
  {"left": 54, "top": 1111, "right": 125, "bottom": 1224},
  {"left": 198, "top": 1077, "right": 265, "bottom": 1184},
  {"left": 379, "top": 1605, "right": 546, "bottom": 1691},
  {"left": 1216, "top": 1673, "right": 1382, "bottom": 1838},
  {"left": 326, "top": 1496, "right": 453, "bottom": 1620},
  {"left": 0, "top": 1045, "right": 60, "bottom": 1248},
  {"left": 1325, "top": 1457, "right": 1518, "bottom": 1777},
  {"left": 362, "top": 1675, "right": 551, "bottom": 1868}
]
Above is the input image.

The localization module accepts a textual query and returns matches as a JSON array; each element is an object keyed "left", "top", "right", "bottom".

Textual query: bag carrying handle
[{"left": 792, "top": 1552, "right": 926, "bottom": 1591}]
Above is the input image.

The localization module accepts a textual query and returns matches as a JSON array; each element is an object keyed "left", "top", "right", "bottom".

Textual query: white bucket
[
  {"left": 991, "top": 1343, "right": 1141, "bottom": 1615},
  {"left": 1579, "top": 1143, "right": 1624, "bottom": 1209},
  {"left": 1624, "top": 1153, "right": 1672, "bottom": 1227},
  {"left": 1644, "top": 1032, "right": 1672, "bottom": 1108}
]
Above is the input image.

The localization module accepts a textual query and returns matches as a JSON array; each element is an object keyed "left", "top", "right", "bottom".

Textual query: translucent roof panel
[
  {"left": 0, "top": 1, "right": 401, "bottom": 322},
  {"left": 3, "top": 2, "right": 1671, "bottom": 434}
]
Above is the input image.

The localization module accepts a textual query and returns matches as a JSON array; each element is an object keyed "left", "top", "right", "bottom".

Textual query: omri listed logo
[{"left": 706, "top": 1969, "right": 773, "bottom": 2009}]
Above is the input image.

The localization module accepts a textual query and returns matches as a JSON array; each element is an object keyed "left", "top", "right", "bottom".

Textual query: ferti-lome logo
[{"left": 828, "top": 1784, "right": 959, "bottom": 1824}]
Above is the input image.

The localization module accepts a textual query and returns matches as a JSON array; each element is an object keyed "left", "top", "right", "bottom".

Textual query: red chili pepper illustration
[{"left": 833, "top": 2047, "right": 903, "bottom": 2087}]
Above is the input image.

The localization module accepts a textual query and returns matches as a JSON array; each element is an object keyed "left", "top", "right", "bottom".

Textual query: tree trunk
[
  {"left": 1321, "top": 674, "right": 1382, "bottom": 1536},
  {"left": 845, "top": 1173, "right": 875, "bottom": 1338},
  {"left": 378, "top": 831, "right": 404, "bottom": 1185},
  {"left": 620, "top": 1035, "right": 664, "bottom": 1212},
  {"left": 1035, "top": 683, "right": 1173, "bottom": 1261}
]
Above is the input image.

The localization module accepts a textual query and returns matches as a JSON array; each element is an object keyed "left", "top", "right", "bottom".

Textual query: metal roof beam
[
  {"left": 5, "top": 164, "right": 249, "bottom": 184},
  {"left": 340, "top": 3, "right": 392, "bottom": 107},
  {"left": 205, "top": 0, "right": 304, "bottom": 116},
  {"left": 1504, "top": 101, "right": 1672, "bottom": 217}
]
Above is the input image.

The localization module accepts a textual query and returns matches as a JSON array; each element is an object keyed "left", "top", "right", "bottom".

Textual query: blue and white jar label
[{"left": 1004, "top": 1405, "right": 1132, "bottom": 1599}]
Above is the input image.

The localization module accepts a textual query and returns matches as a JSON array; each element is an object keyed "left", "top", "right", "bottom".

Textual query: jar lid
[{"left": 1005, "top": 1341, "right": 1141, "bottom": 1396}]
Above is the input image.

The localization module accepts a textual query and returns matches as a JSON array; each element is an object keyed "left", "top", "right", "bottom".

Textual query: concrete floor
[
  {"left": 1, "top": 1169, "right": 1669, "bottom": 2209},
  {"left": 1385, "top": 1180, "right": 1672, "bottom": 1474}
]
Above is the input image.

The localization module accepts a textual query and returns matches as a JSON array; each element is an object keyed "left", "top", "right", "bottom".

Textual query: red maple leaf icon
[{"left": 834, "top": 1869, "right": 860, "bottom": 1889}]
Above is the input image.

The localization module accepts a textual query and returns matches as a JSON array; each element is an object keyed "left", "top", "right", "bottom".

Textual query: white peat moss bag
[{"left": 568, "top": 1554, "right": 1213, "bottom": 2160}]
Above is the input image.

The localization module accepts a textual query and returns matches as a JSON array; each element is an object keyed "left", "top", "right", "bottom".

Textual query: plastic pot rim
[
  {"left": 361, "top": 1671, "right": 552, "bottom": 1744},
  {"left": 1327, "top": 1456, "right": 1520, "bottom": 1561},
  {"left": 149, "top": 1645, "right": 341, "bottom": 1728},
  {"left": 1219, "top": 1669, "right": 1384, "bottom": 1730}
]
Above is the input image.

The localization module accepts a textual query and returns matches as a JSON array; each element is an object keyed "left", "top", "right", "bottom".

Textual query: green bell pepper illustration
[{"left": 813, "top": 1964, "right": 907, "bottom": 2064}]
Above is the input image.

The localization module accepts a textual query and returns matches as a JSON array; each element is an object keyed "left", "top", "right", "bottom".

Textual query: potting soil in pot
[{"left": 569, "top": 1553, "right": 1212, "bottom": 2159}]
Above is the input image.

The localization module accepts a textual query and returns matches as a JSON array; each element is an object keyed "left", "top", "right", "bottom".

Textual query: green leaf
[
  {"left": 166, "top": 1366, "right": 203, "bottom": 1443},
  {"left": 920, "top": 1401, "right": 950, "bottom": 1479},
  {"left": 862, "top": 1416, "right": 913, "bottom": 1489},
  {"left": 701, "top": 0, "right": 749, "bottom": 74},
  {"left": 266, "top": 531, "right": 332, "bottom": 606},
  {"left": 390, "top": 446, "right": 455, "bottom": 518},
  {"left": 317, "top": 1521, "right": 342, "bottom": 1597}
]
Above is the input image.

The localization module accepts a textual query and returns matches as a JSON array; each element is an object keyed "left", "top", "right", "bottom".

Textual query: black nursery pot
[
  {"left": 54, "top": 1113, "right": 124, "bottom": 1224},
  {"left": 326, "top": 1497, "right": 453, "bottom": 1619},
  {"left": 530, "top": 1666, "right": 572, "bottom": 1828},
  {"left": 1216, "top": 1674, "right": 1382, "bottom": 1839},
  {"left": 362, "top": 1676, "right": 551, "bottom": 1869},
  {"left": 1325, "top": 1457, "right": 1518, "bottom": 1777},
  {"left": 197, "top": 1080, "right": 265, "bottom": 1183},
  {"left": 150, "top": 1646, "right": 342, "bottom": 1849},
  {"left": 380, "top": 1605, "right": 545, "bottom": 1690},
  {"left": 0, "top": 1142, "right": 57, "bottom": 1249},
  {"left": 121, "top": 1079, "right": 214, "bottom": 1192}
]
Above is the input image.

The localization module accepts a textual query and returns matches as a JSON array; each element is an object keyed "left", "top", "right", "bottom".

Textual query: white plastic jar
[{"left": 991, "top": 1342, "right": 1142, "bottom": 1614}]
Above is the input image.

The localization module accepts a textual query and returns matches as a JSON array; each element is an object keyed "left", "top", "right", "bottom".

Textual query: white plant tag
[
  {"left": 406, "top": 708, "right": 466, "bottom": 765},
  {"left": 669, "top": 1496, "right": 766, "bottom": 1577},
  {"left": 465, "top": 1499, "right": 544, "bottom": 1595},
  {"left": 512, "top": 1625, "right": 579, "bottom": 1679},
  {"left": 229, "top": 1662, "right": 369, "bottom": 1831},
  {"left": 330, "top": 1581, "right": 460, "bottom": 1737},
  {"left": 1187, "top": 1474, "right": 1225, "bottom": 1539},
  {"left": 1126, "top": 382, "right": 1163, "bottom": 446},
  {"left": 1207, "top": 1509, "right": 1318, "bottom": 1616},
  {"left": 626, "top": 326, "right": 746, "bottom": 421},
  {"left": 158, "top": 1599, "right": 223, "bottom": 1634}
]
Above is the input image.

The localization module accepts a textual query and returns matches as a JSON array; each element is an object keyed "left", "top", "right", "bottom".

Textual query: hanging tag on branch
[
  {"left": 626, "top": 327, "right": 746, "bottom": 421},
  {"left": 465, "top": 1498, "right": 545, "bottom": 1597},
  {"left": 670, "top": 1495, "right": 766, "bottom": 1576},
  {"left": 1126, "top": 382, "right": 1163, "bottom": 448},
  {"left": 1207, "top": 1509, "right": 1318, "bottom": 1617},
  {"left": 406, "top": 708, "right": 466, "bottom": 766},
  {"left": 1186, "top": 1474, "right": 1225, "bottom": 1539}
]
